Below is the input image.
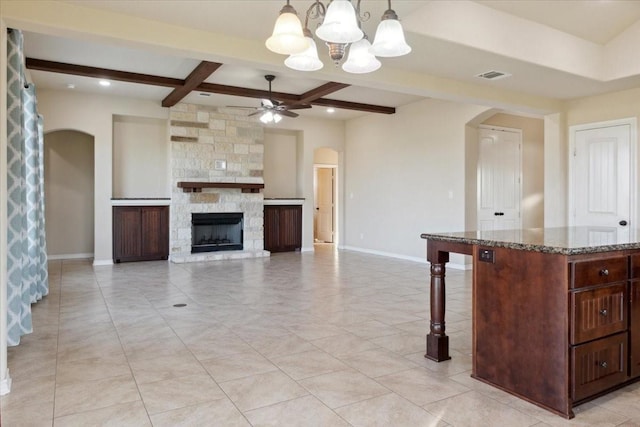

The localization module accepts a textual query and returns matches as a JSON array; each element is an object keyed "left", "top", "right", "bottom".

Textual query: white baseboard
[
  {"left": 301, "top": 246, "right": 314, "bottom": 253},
  {"left": 340, "top": 245, "right": 471, "bottom": 270},
  {"left": 48, "top": 252, "right": 94, "bottom": 260},
  {"left": 92, "top": 259, "right": 114, "bottom": 266},
  {"left": 1, "top": 370, "right": 12, "bottom": 395}
]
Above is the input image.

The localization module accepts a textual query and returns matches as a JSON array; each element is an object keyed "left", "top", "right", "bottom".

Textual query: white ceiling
[{"left": 17, "top": 0, "right": 640, "bottom": 121}]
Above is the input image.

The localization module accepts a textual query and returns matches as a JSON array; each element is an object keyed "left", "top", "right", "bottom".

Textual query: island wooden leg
[{"left": 425, "top": 260, "right": 451, "bottom": 362}]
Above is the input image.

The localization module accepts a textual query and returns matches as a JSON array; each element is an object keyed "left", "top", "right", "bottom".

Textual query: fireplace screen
[{"left": 191, "top": 212, "right": 243, "bottom": 253}]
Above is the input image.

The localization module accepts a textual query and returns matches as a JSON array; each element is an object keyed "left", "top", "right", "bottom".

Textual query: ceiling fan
[{"left": 231, "top": 75, "right": 310, "bottom": 123}]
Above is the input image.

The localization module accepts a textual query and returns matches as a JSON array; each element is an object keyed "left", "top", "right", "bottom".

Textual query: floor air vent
[{"left": 476, "top": 70, "right": 511, "bottom": 80}]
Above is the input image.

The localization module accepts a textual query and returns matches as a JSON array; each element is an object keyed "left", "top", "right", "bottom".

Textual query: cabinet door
[
  {"left": 279, "top": 206, "right": 302, "bottom": 250},
  {"left": 141, "top": 206, "right": 169, "bottom": 259},
  {"left": 113, "top": 207, "right": 142, "bottom": 262},
  {"left": 264, "top": 206, "right": 280, "bottom": 251},
  {"left": 631, "top": 280, "right": 640, "bottom": 378}
]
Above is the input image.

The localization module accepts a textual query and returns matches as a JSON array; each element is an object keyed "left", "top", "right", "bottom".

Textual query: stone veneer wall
[{"left": 169, "top": 103, "right": 266, "bottom": 261}]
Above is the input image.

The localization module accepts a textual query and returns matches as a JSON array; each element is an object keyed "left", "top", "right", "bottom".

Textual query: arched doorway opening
[{"left": 44, "top": 130, "right": 95, "bottom": 259}]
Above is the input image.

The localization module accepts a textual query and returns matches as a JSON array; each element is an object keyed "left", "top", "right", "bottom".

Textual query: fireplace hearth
[{"left": 192, "top": 213, "right": 243, "bottom": 253}]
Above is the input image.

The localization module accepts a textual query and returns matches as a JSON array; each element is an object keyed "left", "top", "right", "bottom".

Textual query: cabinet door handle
[
  {"left": 599, "top": 269, "right": 609, "bottom": 276},
  {"left": 599, "top": 361, "right": 608, "bottom": 369},
  {"left": 599, "top": 309, "right": 608, "bottom": 316}
]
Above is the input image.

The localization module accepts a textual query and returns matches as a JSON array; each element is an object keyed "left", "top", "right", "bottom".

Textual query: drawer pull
[
  {"left": 599, "top": 269, "right": 609, "bottom": 276},
  {"left": 599, "top": 361, "right": 608, "bottom": 369},
  {"left": 599, "top": 309, "right": 608, "bottom": 316}
]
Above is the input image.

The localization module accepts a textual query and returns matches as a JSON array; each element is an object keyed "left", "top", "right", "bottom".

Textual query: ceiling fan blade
[
  {"left": 248, "top": 110, "right": 263, "bottom": 117},
  {"left": 226, "top": 105, "right": 258, "bottom": 109},
  {"left": 280, "top": 110, "right": 299, "bottom": 118},
  {"left": 284, "top": 104, "right": 312, "bottom": 110}
]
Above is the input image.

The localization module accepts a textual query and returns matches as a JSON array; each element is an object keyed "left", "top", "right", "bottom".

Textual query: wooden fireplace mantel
[{"left": 177, "top": 182, "right": 264, "bottom": 193}]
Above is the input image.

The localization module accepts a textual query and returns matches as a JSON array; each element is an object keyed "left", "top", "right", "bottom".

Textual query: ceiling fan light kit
[
  {"left": 232, "top": 75, "right": 301, "bottom": 124},
  {"left": 260, "top": 111, "right": 283, "bottom": 124},
  {"left": 267, "top": 0, "right": 411, "bottom": 74}
]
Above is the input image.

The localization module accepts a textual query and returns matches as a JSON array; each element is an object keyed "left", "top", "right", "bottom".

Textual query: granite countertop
[{"left": 421, "top": 227, "right": 640, "bottom": 255}]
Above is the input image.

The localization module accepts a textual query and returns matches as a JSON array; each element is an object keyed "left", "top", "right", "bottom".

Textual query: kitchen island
[{"left": 421, "top": 227, "right": 640, "bottom": 418}]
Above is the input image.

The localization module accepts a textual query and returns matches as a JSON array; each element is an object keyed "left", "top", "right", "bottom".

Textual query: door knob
[{"left": 619, "top": 220, "right": 628, "bottom": 226}]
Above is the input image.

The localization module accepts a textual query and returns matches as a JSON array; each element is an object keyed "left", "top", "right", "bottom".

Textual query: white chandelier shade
[
  {"left": 265, "top": 4, "right": 309, "bottom": 55},
  {"left": 370, "top": 17, "right": 412, "bottom": 57},
  {"left": 285, "top": 32, "right": 324, "bottom": 71},
  {"left": 315, "top": 0, "right": 363, "bottom": 44},
  {"left": 342, "top": 38, "right": 381, "bottom": 74}
]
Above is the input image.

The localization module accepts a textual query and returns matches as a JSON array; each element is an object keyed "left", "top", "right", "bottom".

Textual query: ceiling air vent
[{"left": 476, "top": 70, "right": 511, "bottom": 80}]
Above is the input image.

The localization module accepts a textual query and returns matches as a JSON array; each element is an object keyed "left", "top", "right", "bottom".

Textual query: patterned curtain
[{"left": 6, "top": 28, "right": 49, "bottom": 346}]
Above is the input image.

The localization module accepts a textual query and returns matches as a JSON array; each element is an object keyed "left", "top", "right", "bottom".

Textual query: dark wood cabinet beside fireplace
[
  {"left": 113, "top": 205, "right": 169, "bottom": 262},
  {"left": 264, "top": 205, "right": 302, "bottom": 252}
]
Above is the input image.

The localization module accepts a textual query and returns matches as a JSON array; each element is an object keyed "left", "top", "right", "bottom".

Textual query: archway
[{"left": 44, "top": 130, "right": 95, "bottom": 259}]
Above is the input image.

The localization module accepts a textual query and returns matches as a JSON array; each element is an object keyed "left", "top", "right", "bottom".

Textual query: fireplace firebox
[{"left": 191, "top": 213, "right": 243, "bottom": 253}]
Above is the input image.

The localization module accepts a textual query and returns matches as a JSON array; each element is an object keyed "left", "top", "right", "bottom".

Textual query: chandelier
[{"left": 266, "top": 0, "right": 411, "bottom": 74}]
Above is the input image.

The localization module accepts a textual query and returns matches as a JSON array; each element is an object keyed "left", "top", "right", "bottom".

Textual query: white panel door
[
  {"left": 572, "top": 124, "right": 631, "bottom": 240},
  {"left": 315, "top": 167, "right": 334, "bottom": 243},
  {"left": 477, "top": 127, "right": 522, "bottom": 231}
]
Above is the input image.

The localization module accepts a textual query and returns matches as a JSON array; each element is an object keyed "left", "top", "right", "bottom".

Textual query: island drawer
[
  {"left": 572, "top": 332, "right": 627, "bottom": 401},
  {"left": 571, "top": 257, "right": 627, "bottom": 289},
  {"left": 571, "top": 283, "right": 627, "bottom": 345}
]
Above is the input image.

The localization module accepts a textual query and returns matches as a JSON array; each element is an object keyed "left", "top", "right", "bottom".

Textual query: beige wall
[
  {"left": 36, "top": 89, "right": 168, "bottom": 263},
  {"left": 314, "top": 147, "right": 339, "bottom": 165},
  {"left": 113, "top": 115, "right": 169, "bottom": 198},
  {"left": 44, "top": 130, "right": 95, "bottom": 257},
  {"left": 543, "top": 113, "right": 567, "bottom": 227},
  {"left": 277, "top": 117, "right": 345, "bottom": 250},
  {"left": 263, "top": 129, "right": 298, "bottom": 198},
  {"left": 344, "top": 98, "right": 487, "bottom": 265},
  {"left": 481, "top": 113, "right": 545, "bottom": 229},
  {"left": 566, "top": 88, "right": 640, "bottom": 126}
]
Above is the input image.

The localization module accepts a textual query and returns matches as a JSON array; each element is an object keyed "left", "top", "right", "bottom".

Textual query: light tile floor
[{"left": 2, "top": 246, "right": 640, "bottom": 426}]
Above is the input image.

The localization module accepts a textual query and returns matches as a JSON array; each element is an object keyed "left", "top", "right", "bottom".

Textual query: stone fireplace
[{"left": 169, "top": 103, "right": 268, "bottom": 263}]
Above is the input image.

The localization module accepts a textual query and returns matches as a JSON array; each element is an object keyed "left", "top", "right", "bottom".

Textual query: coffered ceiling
[{"left": 3, "top": 0, "right": 640, "bottom": 120}]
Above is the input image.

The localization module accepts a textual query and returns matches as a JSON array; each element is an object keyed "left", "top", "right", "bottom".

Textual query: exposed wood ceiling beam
[
  {"left": 196, "top": 82, "right": 301, "bottom": 103},
  {"left": 25, "top": 58, "right": 395, "bottom": 115},
  {"left": 162, "top": 61, "right": 222, "bottom": 108},
  {"left": 26, "top": 58, "right": 182, "bottom": 88},
  {"left": 296, "top": 82, "right": 350, "bottom": 105},
  {"left": 311, "top": 98, "right": 395, "bottom": 115}
]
